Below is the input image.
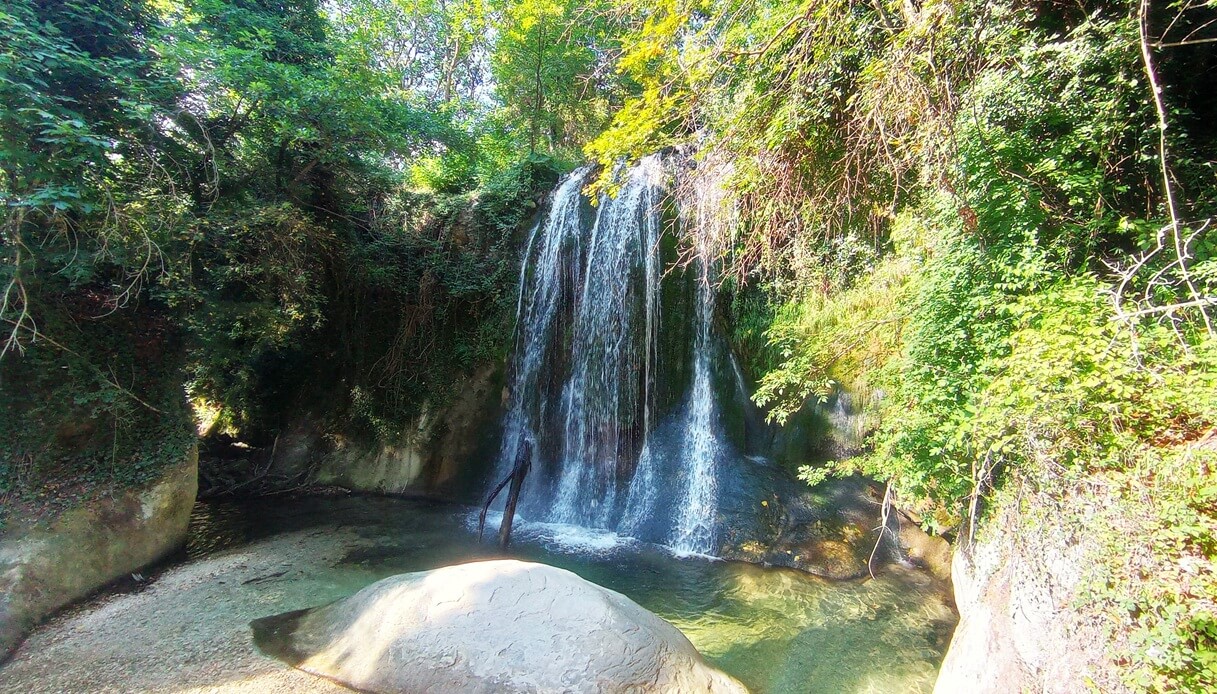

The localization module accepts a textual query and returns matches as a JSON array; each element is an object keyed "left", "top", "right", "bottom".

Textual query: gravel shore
[{"left": 0, "top": 527, "right": 374, "bottom": 693}]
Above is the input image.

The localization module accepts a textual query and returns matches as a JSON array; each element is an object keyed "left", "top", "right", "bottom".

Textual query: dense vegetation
[
  {"left": 577, "top": 0, "right": 1217, "bottom": 688},
  {"left": 3, "top": 0, "right": 1215, "bottom": 688},
  {"left": 0, "top": 0, "right": 588, "bottom": 500}
]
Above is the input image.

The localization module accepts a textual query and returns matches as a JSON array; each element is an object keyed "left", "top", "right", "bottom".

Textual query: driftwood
[{"left": 478, "top": 439, "right": 532, "bottom": 550}]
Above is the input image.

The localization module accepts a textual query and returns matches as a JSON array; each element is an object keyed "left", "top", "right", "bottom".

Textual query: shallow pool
[{"left": 187, "top": 495, "right": 956, "bottom": 693}]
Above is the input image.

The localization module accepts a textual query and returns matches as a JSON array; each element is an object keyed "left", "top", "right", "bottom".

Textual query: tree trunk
[
  {"left": 498, "top": 457, "right": 527, "bottom": 550},
  {"left": 477, "top": 439, "right": 533, "bottom": 550}
]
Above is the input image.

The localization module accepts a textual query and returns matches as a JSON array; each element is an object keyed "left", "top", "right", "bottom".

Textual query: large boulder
[
  {"left": 0, "top": 446, "right": 198, "bottom": 659},
  {"left": 252, "top": 559, "right": 748, "bottom": 693},
  {"left": 933, "top": 498, "right": 1116, "bottom": 693}
]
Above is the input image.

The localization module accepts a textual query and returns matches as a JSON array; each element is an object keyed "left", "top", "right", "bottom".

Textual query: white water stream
[{"left": 494, "top": 155, "right": 726, "bottom": 554}]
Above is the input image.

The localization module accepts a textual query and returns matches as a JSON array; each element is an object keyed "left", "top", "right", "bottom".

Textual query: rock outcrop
[
  {"left": 717, "top": 468, "right": 951, "bottom": 581},
  {"left": 715, "top": 470, "right": 890, "bottom": 579},
  {"left": 268, "top": 366, "right": 503, "bottom": 500},
  {"left": 252, "top": 559, "right": 748, "bottom": 693},
  {"left": 0, "top": 446, "right": 199, "bottom": 659},
  {"left": 933, "top": 499, "right": 1118, "bottom": 693}
]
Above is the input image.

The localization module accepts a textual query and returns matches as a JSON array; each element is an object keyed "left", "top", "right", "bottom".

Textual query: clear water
[{"left": 188, "top": 495, "right": 956, "bottom": 694}]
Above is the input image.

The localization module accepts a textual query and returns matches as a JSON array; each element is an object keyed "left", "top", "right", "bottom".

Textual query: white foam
[
  {"left": 529, "top": 521, "right": 635, "bottom": 553},
  {"left": 664, "top": 546, "right": 722, "bottom": 562},
  {"left": 465, "top": 509, "right": 731, "bottom": 564},
  {"left": 464, "top": 510, "right": 638, "bottom": 556}
]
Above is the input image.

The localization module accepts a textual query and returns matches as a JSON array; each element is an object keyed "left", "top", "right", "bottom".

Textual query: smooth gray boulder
[{"left": 252, "top": 559, "right": 748, "bottom": 693}]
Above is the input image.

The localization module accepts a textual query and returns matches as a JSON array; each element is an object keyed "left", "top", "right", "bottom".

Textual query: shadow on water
[{"left": 188, "top": 494, "right": 955, "bottom": 694}]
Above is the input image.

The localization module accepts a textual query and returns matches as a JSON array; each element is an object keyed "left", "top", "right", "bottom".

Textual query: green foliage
[
  {"left": 585, "top": 0, "right": 963, "bottom": 234},
  {"left": 795, "top": 463, "right": 831, "bottom": 488},
  {"left": 0, "top": 298, "right": 195, "bottom": 503},
  {"left": 319, "top": 156, "right": 557, "bottom": 434},
  {"left": 722, "top": 277, "right": 783, "bottom": 384},
  {"left": 837, "top": 3, "right": 1215, "bottom": 525},
  {"left": 0, "top": 0, "right": 575, "bottom": 497},
  {"left": 584, "top": 0, "right": 1216, "bottom": 686},
  {"left": 327, "top": 0, "right": 491, "bottom": 108},
  {"left": 1051, "top": 428, "right": 1216, "bottom": 692},
  {"left": 753, "top": 225, "right": 915, "bottom": 425},
  {"left": 0, "top": 0, "right": 176, "bottom": 213},
  {"left": 1, "top": 0, "right": 193, "bottom": 500},
  {"left": 492, "top": 0, "right": 623, "bottom": 156}
]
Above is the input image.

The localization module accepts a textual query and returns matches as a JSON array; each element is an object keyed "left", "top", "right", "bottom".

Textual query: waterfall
[
  {"left": 668, "top": 248, "right": 722, "bottom": 554},
  {"left": 668, "top": 160, "right": 731, "bottom": 553},
  {"left": 494, "top": 154, "right": 730, "bottom": 555},
  {"left": 546, "top": 155, "right": 663, "bottom": 527},
  {"left": 666, "top": 272, "right": 720, "bottom": 547}
]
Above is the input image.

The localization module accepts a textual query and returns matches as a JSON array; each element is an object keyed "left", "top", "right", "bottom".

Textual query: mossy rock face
[
  {"left": 265, "top": 365, "right": 505, "bottom": 503},
  {"left": 715, "top": 470, "right": 899, "bottom": 580},
  {"left": 0, "top": 446, "right": 198, "bottom": 659}
]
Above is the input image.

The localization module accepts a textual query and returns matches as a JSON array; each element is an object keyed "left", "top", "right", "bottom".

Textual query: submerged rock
[
  {"left": 715, "top": 468, "right": 903, "bottom": 580},
  {"left": 251, "top": 559, "right": 748, "bottom": 693}
]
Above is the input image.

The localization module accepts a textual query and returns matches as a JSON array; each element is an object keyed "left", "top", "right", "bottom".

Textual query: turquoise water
[{"left": 188, "top": 496, "right": 956, "bottom": 693}]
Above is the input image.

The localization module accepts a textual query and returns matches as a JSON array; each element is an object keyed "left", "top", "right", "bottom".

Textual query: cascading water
[
  {"left": 668, "top": 242, "right": 723, "bottom": 554},
  {"left": 547, "top": 156, "right": 663, "bottom": 528},
  {"left": 493, "top": 154, "right": 731, "bottom": 555},
  {"left": 496, "top": 168, "right": 589, "bottom": 514},
  {"left": 665, "top": 281, "right": 721, "bottom": 553}
]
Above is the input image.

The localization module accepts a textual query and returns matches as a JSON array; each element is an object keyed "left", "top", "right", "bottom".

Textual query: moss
[{"left": 1, "top": 293, "right": 194, "bottom": 519}]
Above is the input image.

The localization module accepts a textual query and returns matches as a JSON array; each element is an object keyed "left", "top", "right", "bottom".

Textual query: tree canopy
[{"left": 3, "top": 0, "right": 1216, "bottom": 688}]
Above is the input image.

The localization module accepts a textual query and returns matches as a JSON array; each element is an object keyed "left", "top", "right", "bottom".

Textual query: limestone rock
[
  {"left": 268, "top": 365, "right": 503, "bottom": 499},
  {"left": 0, "top": 446, "right": 198, "bottom": 659},
  {"left": 716, "top": 470, "right": 901, "bottom": 580},
  {"left": 252, "top": 559, "right": 748, "bottom": 693},
  {"left": 933, "top": 500, "right": 1120, "bottom": 693},
  {"left": 896, "top": 511, "right": 953, "bottom": 582}
]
